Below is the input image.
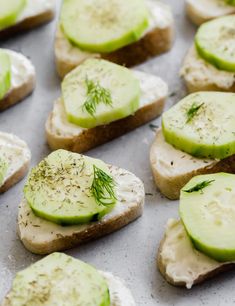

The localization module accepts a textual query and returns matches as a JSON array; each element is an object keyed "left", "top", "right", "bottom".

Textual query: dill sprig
[
  {"left": 82, "top": 78, "right": 113, "bottom": 117},
  {"left": 183, "top": 180, "right": 215, "bottom": 193},
  {"left": 186, "top": 102, "right": 204, "bottom": 123},
  {"left": 91, "top": 165, "right": 116, "bottom": 206}
]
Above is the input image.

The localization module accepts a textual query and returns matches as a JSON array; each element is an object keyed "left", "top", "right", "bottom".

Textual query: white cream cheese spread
[
  {"left": 159, "top": 219, "right": 229, "bottom": 289},
  {"left": 180, "top": 46, "right": 235, "bottom": 90},
  {"left": 101, "top": 271, "right": 136, "bottom": 306},
  {"left": 146, "top": 0, "right": 173, "bottom": 31},
  {"left": 186, "top": 0, "right": 235, "bottom": 19},
  {"left": 151, "top": 130, "right": 217, "bottom": 178},
  {"left": 0, "top": 132, "right": 31, "bottom": 187},
  {"left": 17, "top": 0, "right": 55, "bottom": 23},
  {"left": 5, "top": 50, "right": 35, "bottom": 90},
  {"left": 49, "top": 70, "right": 168, "bottom": 137}
]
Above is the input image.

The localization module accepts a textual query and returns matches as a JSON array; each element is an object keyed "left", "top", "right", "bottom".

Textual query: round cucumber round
[
  {"left": 195, "top": 15, "right": 235, "bottom": 72},
  {"left": 6, "top": 253, "right": 110, "bottom": 306},
  {"left": 24, "top": 150, "right": 117, "bottom": 225},
  {"left": 162, "top": 92, "right": 235, "bottom": 159},
  {"left": 0, "top": 0, "right": 26, "bottom": 30},
  {"left": 60, "top": 0, "right": 149, "bottom": 53},
  {"left": 0, "top": 50, "right": 11, "bottom": 100},
  {"left": 62, "top": 58, "right": 140, "bottom": 129},
  {"left": 180, "top": 173, "right": 235, "bottom": 262}
]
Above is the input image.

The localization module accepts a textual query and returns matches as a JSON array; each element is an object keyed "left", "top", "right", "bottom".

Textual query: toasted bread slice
[
  {"left": 18, "top": 165, "right": 145, "bottom": 255},
  {"left": 55, "top": 0, "right": 174, "bottom": 78},
  {"left": 0, "top": 132, "right": 31, "bottom": 193},
  {"left": 185, "top": 0, "right": 235, "bottom": 26},
  {"left": 157, "top": 219, "right": 234, "bottom": 288},
  {"left": 0, "top": 0, "right": 55, "bottom": 39},
  {"left": 0, "top": 50, "right": 35, "bottom": 111},
  {"left": 180, "top": 45, "right": 235, "bottom": 93},
  {"left": 46, "top": 70, "right": 168, "bottom": 152},
  {"left": 150, "top": 130, "right": 235, "bottom": 200}
]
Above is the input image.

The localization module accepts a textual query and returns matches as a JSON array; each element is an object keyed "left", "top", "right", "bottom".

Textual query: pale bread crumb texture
[
  {"left": 55, "top": 0, "right": 174, "bottom": 78},
  {"left": 18, "top": 166, "right": 145, "bottom": 254},
  {"left": 0, "top": 50, "right": 36, "bottom": 111},
  {"left": 150, "top": 130, "right": 235, "bottom": 200},
  {"left": 157, "top": 219, "right": 234, "bottom": 288},
  {"left": 186, "top": 0, "right": 235, "bottom": 26},
  {"left": 180, "top": 45, "right": 235, "bottom": 93},
  {"left": 0, "top": 132, "right": 31, "bottom": 193},
  {"left": 0, "top": 0, "right": 55, "bottom": 38},
  {"left": 45, "top": 70, "right": 168, "bottom": 152}
]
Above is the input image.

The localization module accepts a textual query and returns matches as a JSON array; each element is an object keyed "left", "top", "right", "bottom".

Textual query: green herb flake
[
  {"left": 186, "top": 102, "right": 204, "bottom": 123},
  {"left": 183, "top": 179, "right": 215, "bottom": 193},
  {"left": 91, "top": 165, "right": 116, "bottom": 206},
  {"left": 82, "top": 78, "right": 113, "bottom": 117}
]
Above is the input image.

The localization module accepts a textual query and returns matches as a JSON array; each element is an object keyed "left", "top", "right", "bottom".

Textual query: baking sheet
[{"left": 0, "top": 1, "right": 234, "bottom": 305}]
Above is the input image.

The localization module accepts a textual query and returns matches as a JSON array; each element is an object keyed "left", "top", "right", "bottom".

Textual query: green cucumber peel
[{"left": 180, "top": 173, "right": 235, "bottom": 262}]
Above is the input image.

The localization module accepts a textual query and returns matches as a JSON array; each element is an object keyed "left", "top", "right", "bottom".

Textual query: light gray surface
[{"left": 0, "top": 1, "right": 235, "bottom": 305}]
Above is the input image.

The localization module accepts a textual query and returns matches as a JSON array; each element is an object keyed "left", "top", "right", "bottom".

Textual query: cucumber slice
[
  {"left": 0, "top": 50, "right": 11, "bottom": 100},
  {"left": 24, "top": 150, "right": 117, "bottom": 225},
  {"left": 60, "top": 0, "right": 149, "bottom": 53},
  {"left": 180, "top": 173, "right": 235, "bottom": 262},
  {"left": 162, "top": 92, "right": 235, "bottom": 159},
  {"left": 0, "top": 0, "right": 26, "bottom": 30},
  {"left": 195, "top": 15, "right": 235, "bottom": 72},
  {"left": 62, "top": 59, "right": 140, "bottom": 129},
  {"left": 5, "top": 253, "right": 110, "bottom": 306}
]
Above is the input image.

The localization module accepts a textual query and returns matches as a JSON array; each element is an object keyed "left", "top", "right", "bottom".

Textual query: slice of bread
[
  {"left": 46, "top": 70, "right": 168, "bottom": 152},
  {"left": 0, "top": 50, "right": 35, "bottom": 111},
  {"left": 18, "top": 165, "right": 145, "bottom": 255},
  {"left": 55, "top": 0, "right": 174, "bottom": 78},
  {"left": 0, "top": 132, "right": 31, "bottom": 193},
  {"left": 185, "top": 0, "right": 235, "bottom": 26},
  {"left": 157, "top": 219, "right": 234, "bottom": 288},
  {"left": 180, "top": 45, "right": 235, "bottom": 93},
  {"left": 150, "top": 130, "right": 235, "bottom": 200},
  {"left": 0, "top": 0, "right": 55, "bottom": 39}
]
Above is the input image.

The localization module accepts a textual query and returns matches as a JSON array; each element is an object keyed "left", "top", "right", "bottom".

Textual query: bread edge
[
  {"left": 45, "top": 97, "right": 166, "bottom": 153},
  {"left": 17, "top": 190, "right": 144, "bottom": 255},
  {"left": 150, "top": 133, "right": 235, "bottom": 200},
  {"left": 0, "top": 72, "right": 36, "bottom": 111},
  {"left": 0, "top": 159, "right": 30, "bottom": 193},
  {"left": 55, "top": 25, "right": 174, "bottom": 78},
  {"left": 0, "top": 9, "right": 55, "bottom": 39},
  {"left": 157, "top": 231, "right": 235, "bottom": 287}
]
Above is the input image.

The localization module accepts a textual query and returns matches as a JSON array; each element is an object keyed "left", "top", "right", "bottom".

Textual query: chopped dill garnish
[
  {"left": 183, "top": 180, "right": 215, "bottom": 193},
  {"left": 82, "top": 78, "right": 113, "bottom": 116},
  {"left": 91, "top": 165, "right": 116, "bottom": 206},
  {"left": 186, "top": 102, "right": 204, "bottom": 123}
]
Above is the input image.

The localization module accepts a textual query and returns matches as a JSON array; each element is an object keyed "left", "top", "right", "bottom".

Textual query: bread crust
[
  {"left": 157, "top": 228, "right": 235, "bottom": 287},
  {"left": 0, "top": 160, "right": 30, "bottom": 193},
  {"left": 0, "top": 73, "right": 35, "bottom": 111},
  {"left": 181, "top": 46, "right": 235, "bottom": 94},
  {"left": 0, "top": 9, "right": 55, "bottom": 39},
  {"left": 150, "top": 130, "right": 235, "bottom": 200},
  {"left": 46, "top": 97, "right": 166, "bottom": 153},
  {"left": 19, "top": 199, "right": 143, "bottom": 255},
  {"left": 185, "top": 0, "right": 235, "bottom": 26},
  {"left": 18, "top": 166, "right": 145, "bottom": 255},
  {"left": 55, "top": 25, "right": 174, "bottom": 79}
]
